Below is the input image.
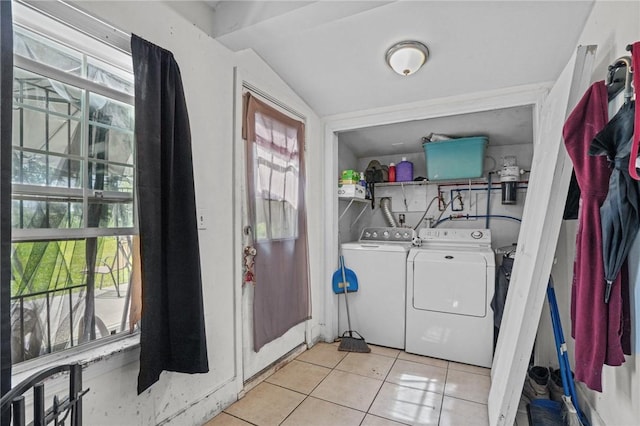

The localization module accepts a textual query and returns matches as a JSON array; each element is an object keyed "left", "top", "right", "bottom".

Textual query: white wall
[
  {"left": 10, "top": 2, "right": 324, "bottom": 425},
  {"left": 543, "top": 2, "right": 640, "bottom": 425}
]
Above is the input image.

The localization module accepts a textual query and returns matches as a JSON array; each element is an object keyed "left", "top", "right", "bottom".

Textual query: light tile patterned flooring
[{"left": 204, "top": 342, "right": 522, "bottom": 426}]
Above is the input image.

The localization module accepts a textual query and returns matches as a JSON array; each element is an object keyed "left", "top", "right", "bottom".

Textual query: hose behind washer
[{"left": 380, "top": 197, "right": 398, "bottom": 227}]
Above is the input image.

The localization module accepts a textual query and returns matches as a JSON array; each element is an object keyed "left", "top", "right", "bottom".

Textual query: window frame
[
  {"left": 12, "top": 40, "right": 137, "bottom": 242},
  {"left": 8, "top": 1, "right": 139, "bottom": 369}
]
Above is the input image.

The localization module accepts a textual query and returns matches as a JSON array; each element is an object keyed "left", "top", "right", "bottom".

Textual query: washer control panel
[
  {"left": 359, "top": 227, "right": 415, "bottom": 242},
  {"left": 418, "top": 228, "right": 492, "bottom": 245}
]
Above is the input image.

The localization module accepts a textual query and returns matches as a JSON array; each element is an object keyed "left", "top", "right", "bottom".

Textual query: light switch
[{"left": 197, "top": 208, "right": 208, "bottom": 230}]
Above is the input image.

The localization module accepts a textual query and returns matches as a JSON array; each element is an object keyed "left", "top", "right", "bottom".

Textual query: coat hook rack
[{"left": 607, "top": 55, "right": 633, "bottom": 102}]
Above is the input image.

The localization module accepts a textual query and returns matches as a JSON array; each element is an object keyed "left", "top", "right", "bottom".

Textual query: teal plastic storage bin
[{"left": 423, "top": 136, "right": 488, "bottom": 180}]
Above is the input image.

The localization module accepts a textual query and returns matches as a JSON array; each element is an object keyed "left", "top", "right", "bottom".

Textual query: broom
[{"left": 337, "top": 256, "right": 370, "bottom": 353}]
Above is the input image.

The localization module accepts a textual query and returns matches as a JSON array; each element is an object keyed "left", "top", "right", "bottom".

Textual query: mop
[
  {"left": 530, "top": 278, "right": 589, "bottom": 426},
  {"left": 546, "top": 279, "right": 589, "bottom": 426}
]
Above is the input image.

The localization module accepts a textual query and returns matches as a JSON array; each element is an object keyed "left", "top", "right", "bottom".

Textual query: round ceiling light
[{"left": 385, "top": 41, "right": 429, "bottom": 76}]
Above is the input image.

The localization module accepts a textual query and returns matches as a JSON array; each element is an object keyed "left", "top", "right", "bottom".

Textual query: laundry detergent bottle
[{"left": 396, "top": 157, "right": 413, "bottom": 182}]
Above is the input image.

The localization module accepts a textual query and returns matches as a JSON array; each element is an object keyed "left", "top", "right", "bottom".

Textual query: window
[
  {"left": 251, "top": 110, "right": 300, "bottom": 242},
  {"left": 10, "top": 8, "right": 136, "bottom": 364}
]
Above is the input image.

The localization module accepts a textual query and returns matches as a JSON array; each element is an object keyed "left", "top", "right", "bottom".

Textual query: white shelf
[
  {"left": 374, "top": 180, "right": 427, "bottom": 187},
  {"left": 375, "top": 177, "right": 489, "bottom": 187}
]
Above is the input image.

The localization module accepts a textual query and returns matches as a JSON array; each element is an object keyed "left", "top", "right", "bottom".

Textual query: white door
[
  {"left": 234, "top": 71, "right": 308, "bottom": 382},
  {"left": 487, "top": 45, "right": 597, "bottom": 426}
]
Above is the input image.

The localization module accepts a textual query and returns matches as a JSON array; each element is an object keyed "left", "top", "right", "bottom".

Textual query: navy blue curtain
[
  {"left": 0, "top": 2, "right": 12, "bottom": 421},
  {"left": 131, "top": 34, "right": 208, "bottom": 393},
  {"left": 0, "top": 1, "right": 13, "bottom": 425}
]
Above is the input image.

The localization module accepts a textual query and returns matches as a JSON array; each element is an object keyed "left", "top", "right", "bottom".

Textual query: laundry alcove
[
  {"left": 334, "top": 103, "right": 537, "bottom": 367},
  {"left": 327, "top": 87, "right": 546, "bottom": 345},
  {"left": 324, "top": 49, "right": 593, "bottom": 424}
]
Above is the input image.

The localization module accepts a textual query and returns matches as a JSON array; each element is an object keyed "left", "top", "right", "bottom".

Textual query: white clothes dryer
[
  {"left": 406, "top": 228, "right": 495, "bottom": 367},
  {"left": 339, "top": 227, "right": 413, "bottom": 349}
]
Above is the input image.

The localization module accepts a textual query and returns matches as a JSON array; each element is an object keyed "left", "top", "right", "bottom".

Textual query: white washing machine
[
  {"left": 406, "top": 228, "right": 495, "bottom": 367},
  {"left": 339, "top": 227, "right": 413, "bottom": 349}
]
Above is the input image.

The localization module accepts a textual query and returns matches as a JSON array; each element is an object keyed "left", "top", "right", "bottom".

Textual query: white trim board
[
  {"left": 324, "top": 82, "right": 551, "bottom": 132},
  {"left": 488, "top": 45, "right": 597, "bottom": 426}
]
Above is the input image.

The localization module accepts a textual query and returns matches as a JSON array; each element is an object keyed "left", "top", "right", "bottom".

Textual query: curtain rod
[
  {"left": 243, "top": 82, "right": 306, "bottom": 121},
  {"left": 16, "top": 0, "right": 131, "bottom": 55}
]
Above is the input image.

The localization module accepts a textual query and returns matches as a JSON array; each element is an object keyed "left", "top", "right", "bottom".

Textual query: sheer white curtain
[{"left": 253, "top": 110, "right": 299, "bottom": 241}]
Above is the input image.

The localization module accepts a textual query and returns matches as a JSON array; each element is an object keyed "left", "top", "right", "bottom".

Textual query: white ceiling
[
  {"left": 182, "top": 1, "right": 595, "bottom": 159},
  {"left": 205, "top": 1, "right": 594, "bottom": 117}
]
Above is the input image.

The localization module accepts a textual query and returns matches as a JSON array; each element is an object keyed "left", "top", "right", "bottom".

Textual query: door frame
[
  {"left": 488, "top": 45, "right": 597, "bottom": 426},
  {"left": 232, "top": 66, "right": 312, "bottom": 385},
  {"left": 323, "top": 83, "right": 550, "bottom": 342}
]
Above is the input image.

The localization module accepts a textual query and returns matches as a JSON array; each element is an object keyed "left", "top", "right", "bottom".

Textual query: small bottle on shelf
[
  {"left": 359, "top": 172, "right": 370, "bottom": 199},
  {"left": 388, "top": 163, "right": 396, "bottom": 182}
]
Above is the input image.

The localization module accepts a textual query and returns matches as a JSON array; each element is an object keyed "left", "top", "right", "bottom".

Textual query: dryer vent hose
[{"left": 380, "top": 197, "right": 398, "bottom": 227}]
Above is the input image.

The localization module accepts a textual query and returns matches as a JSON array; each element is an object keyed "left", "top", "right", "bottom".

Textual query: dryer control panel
[
  {"left": 418, "top": 228, "right": 492, "bottom": 246},
  {"left": 359, "top": 227, "right": 415, "bottom": 242}
]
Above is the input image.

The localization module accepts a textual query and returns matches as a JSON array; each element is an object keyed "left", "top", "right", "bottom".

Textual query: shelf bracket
[
  {"left": 339, "top": 197, "right": 370, "bottom": 227},
  {"left": 338, "top": 199, "right": 356, "bottom": 222},
  {"left": 351, "top": 204, "right": 369, "bottom": 227}
]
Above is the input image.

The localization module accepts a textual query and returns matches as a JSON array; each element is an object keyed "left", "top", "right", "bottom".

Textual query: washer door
[{"left": 411, "top": 250, "right": 487, "bottom": 317}]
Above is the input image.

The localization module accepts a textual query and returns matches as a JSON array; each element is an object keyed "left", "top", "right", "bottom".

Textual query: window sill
[{"left": 11, "top": 332, "right": 140, "bottom": 386}]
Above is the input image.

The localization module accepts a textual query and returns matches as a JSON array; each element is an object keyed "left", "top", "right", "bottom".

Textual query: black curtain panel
[
  {"left": 131, "top": 34, "right": 208, "bottom": 394},
  {"left": 0, "top": 1, "right": 12, "bottom": 419}
]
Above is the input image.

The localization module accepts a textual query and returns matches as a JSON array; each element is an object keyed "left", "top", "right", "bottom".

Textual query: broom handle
[
  {"left": 340, "top": 256, "right": 353, "bottom": 337},
  {"left": 547, "top": 279, "right": 590, "bottom": 426}
]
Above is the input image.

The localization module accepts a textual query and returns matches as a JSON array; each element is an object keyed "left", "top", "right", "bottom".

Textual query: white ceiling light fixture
[{"left": 385, "top": 40, "right": 429, "bottom": 76}]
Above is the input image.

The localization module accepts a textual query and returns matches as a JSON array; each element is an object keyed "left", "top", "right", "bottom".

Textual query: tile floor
[{"left": 204, "top": 342, "right": 529, "bottom": 426}]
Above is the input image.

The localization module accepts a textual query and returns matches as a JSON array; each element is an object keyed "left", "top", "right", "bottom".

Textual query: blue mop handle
[
  {"left": 547, "top": 279, "right": 590, "bottom": 426},
  {"left": 547, "top": 286, "right": 573, "bottom": 399}
]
